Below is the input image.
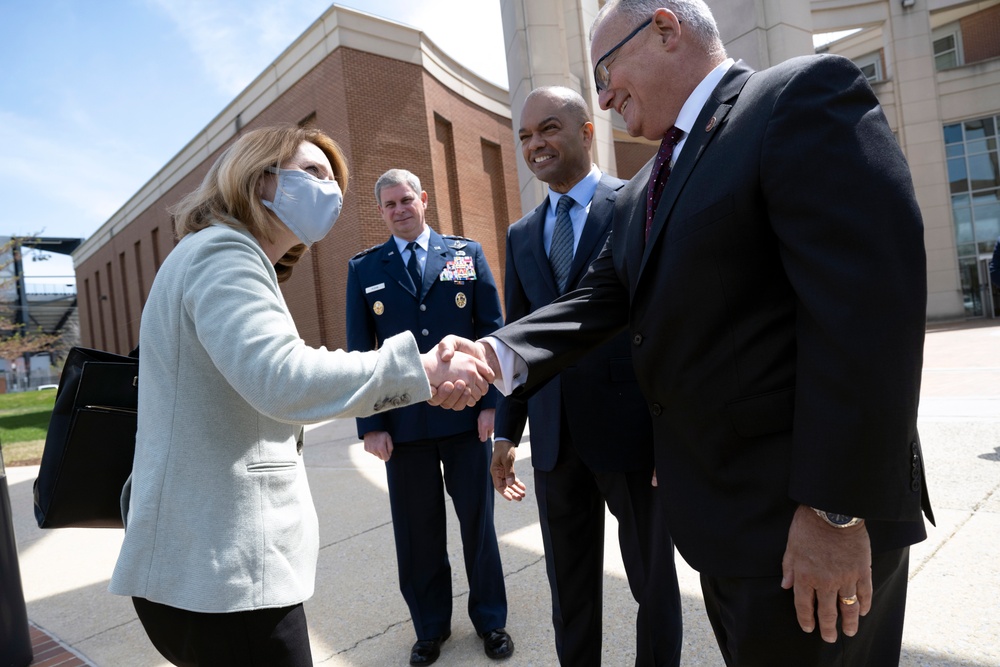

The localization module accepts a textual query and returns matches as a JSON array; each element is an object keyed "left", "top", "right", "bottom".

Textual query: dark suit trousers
[
  {"left": 131, "top": 597, "right": 312, "bottom": 667},
  {"left": 534, "top": 415, "right": 682, "bottom": 667},
  {"left": 700, "top": 546, "right": 910, "bottom": 666},
  {"left": 385, "top": 431, "right": 507, "bottom": 640}
]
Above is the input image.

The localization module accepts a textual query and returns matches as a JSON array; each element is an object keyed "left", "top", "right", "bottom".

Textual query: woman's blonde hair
[{"left": 171, "top": 125, "right": 349, "bottom": 281}]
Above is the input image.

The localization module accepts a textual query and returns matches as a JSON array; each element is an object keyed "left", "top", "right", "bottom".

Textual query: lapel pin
[{"left": 705, "top": 116, "right": 717, "bottom": 132}]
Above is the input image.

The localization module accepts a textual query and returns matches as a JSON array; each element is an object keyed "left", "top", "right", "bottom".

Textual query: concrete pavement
[{"left": 4, "top": 319, "right": 999, "bottom": 666}]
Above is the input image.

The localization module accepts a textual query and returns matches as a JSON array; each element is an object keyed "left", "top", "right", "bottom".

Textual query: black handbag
[{"left": 33, "top": 346, "right": 139, "bottom": 528}]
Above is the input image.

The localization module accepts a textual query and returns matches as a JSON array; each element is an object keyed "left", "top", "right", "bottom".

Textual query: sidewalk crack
[
  {"left": 908, "top": 479, "right": 1000, "bottom": 580},
  {"left": 318, "top": 520, "right": 393, "bottom": 551},
  {"left": 311, "top": 554, "right": 546, "bottom": 663}
]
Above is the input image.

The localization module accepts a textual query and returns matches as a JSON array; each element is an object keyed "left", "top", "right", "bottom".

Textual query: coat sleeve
[
  {"left": 494, "top": 227, "right": 529, "bottom": 444},
  {"left": 346, "top": 258, "right": 392, "bottom": 437},
  {"left": 492, "top": 233, "right": 630, "bottom": 399},
  {"left": 181, "top": 232, "right": 430, "bottom": 424},
  {"left": 760, "top": 56, "right": 926, "bottom": 518},
  {"left": 471, "top": 243, "right": 505, "bottom": 411}
]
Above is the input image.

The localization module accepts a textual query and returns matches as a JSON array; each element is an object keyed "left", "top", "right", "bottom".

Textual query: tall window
[
  {"left": 945, "top": 116, "right": 1000, "bottom": 316},
  {"left": 119, "top": 252, "right": 134, "bottom": 350},
  {"left": 133, "top": 240, "right": 146, "bottom": 306},
  {"left": 932, "top": 25, "right": 962, "bottom": 70},
  {"left": 151, "top": 227, "right": 162, "bottom": 271},
  {"left": 433, "top": 113, "right": 463, "bottom": 236}
]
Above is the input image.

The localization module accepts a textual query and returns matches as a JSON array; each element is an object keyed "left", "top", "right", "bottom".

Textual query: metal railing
[{"left": 1, "top": 372, "right": 59, "bottom": 393}]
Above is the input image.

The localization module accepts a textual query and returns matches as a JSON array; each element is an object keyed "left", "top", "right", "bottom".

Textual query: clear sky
[{"left": 0, "top": 0, "right": 508, "bottom": 284}]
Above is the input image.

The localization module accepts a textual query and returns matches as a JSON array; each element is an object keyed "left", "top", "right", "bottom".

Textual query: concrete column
[
  {"left": 708, "top": 0, "right": 814, "bottom": 69},
  {"left": 886, "top": 0, "right": 962, "bottom": 319},
  {"left": 575, "top": 0, "right": 619, "bottom": 178},
  {"left": 500, "top": 0, "right": 618, "bottom": 215}
]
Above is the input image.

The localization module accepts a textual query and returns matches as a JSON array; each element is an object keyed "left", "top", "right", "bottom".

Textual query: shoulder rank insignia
[{"left": 350, "top": 244, "right": 382, "bottom": 261}]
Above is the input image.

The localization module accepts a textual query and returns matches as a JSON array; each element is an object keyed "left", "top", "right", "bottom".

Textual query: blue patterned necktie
[
  {"left": 549, "top": 195, "right": 575, "bottom": 294},
  {"left": 406, "top": 241, "right": 422, "bottom": 294}
]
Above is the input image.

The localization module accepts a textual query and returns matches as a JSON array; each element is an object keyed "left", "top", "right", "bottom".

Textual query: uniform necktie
[
  {"left": 646, "top": 125, "right": 685, "bottom": 242},
  {"left": 549, "top": 195, "right": 575, "bottom": 294},
  {"left": 406, "top": 241, "right": 422, "bottom": 294}
]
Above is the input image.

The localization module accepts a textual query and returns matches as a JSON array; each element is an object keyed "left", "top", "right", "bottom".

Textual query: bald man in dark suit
[{"left": 491, "top": 86, "right": 681, "bottom": 667}]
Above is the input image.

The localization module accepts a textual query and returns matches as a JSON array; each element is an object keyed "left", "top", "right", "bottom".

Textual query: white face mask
[{"left": 262, "top": 167, "right": 344, "bottom": 246}]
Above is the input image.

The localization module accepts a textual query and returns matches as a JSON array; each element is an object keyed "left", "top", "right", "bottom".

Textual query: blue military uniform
[{"left": 345, "top": 228, "right": 507, "bottom": 641}]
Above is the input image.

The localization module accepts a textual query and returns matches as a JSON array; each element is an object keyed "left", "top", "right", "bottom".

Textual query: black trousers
[
  {"left": 700, "top": 546, "right": 911, "bottom": 667},
  {"left": 132, "top": 597, "right": 313, "bottom": 667},
  {"left": 535, "top": 417, "right": 682, "bottom": 667}
]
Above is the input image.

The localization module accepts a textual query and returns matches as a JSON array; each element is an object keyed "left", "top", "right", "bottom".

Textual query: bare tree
[{"left": 0, "top": 237, "right": 69, "bottom": 386}]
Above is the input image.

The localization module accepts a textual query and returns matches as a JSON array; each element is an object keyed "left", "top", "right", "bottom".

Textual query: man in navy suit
[
  {"left": 491, "top": 86, "right": 681, "bottom": 667},
  {"left": 345, "top": 168, "right": 513, "bottom": 665},
  {"left": 441, "top": 1, "right": 934, "bottom": 665}
]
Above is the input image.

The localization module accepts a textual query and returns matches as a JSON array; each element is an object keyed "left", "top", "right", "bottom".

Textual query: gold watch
[{"left": 812, "top": 507, "right": 863, "bottom": 528}]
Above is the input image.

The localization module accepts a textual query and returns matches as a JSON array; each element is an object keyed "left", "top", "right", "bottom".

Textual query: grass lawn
[{"left": 0, "top": 388, "right": 55, "bottom": 467}]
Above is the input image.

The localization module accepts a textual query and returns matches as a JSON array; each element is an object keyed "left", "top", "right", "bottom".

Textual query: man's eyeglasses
[{"left": 593, "top": 18, "right": 652, "bottom": 93}]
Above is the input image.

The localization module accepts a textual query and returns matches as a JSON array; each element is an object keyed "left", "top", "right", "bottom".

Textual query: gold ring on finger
[{"left": 839, "top": 595, "right": 858, "bottom": 606}]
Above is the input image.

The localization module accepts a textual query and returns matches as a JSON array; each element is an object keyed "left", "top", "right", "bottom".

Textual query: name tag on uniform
[
  {"left": 365, "top": 283, "right": 385, "bottom": 294},
  {"left": 439, "top": 256, "right": 477, "bottom": 282}
]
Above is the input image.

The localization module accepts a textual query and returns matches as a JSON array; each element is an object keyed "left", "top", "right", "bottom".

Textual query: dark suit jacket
[
  {"left": 492, "top": 56, "right": 934, "bottom": 577},
  {"left": 346, "top": 228, "right": 503, "bottom": 443},
  {"left": 495, "top": 174, "right": 653, "bottom": 473}
]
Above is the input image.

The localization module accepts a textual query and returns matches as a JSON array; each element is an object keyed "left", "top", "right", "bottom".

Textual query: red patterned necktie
[{"left": 645, "top": 126, "right": 685, "bottom": 242}]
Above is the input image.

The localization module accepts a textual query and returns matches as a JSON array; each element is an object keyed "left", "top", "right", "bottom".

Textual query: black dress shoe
[
  {"left": 409, "top": 630, "right": 450, "bottom": 665},
  {"left": 478, "top": 628, "right": 514, "bottom": 660}
]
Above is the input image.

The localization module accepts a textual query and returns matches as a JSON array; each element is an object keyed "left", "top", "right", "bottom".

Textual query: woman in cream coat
[{"left": 109, "top": 125, "right": 491, "bottom": 667}]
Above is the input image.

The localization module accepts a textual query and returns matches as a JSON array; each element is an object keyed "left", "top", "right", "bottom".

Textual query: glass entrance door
[
  {"left": 980, "top": 255, "right": 1000, "bottom": 318},
  {"left": 959, "top": 255, "right": 1000, "bottom": 318},
  {"left": 960, "top": 257, "right": 984, "bottom": 317}
]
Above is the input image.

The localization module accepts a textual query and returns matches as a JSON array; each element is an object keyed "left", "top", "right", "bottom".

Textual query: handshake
[{"left": 421, "top": 335, "right": 503, "bottom": 410}]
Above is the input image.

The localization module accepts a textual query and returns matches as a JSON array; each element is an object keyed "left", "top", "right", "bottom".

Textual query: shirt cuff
[{"left": 481, "top": 336, "right": 527, "bottom": 396}]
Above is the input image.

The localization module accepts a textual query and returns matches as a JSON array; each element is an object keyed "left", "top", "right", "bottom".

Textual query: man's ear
[{"left": 651, "top": 8, "right": 682, "bottom": 49}]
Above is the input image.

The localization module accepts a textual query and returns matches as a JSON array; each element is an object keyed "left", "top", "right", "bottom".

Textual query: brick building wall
[
  {"left": 75, "top": 45, "right": 520, "bottom": 353},
  {"left": 961, "top": 4, "right": 1000, "bottom": 65},
  {"left": 420, "top": 69, "right": 521, "bottom": 298},
  {"left": 614, "top": 140, "right": 657, "bottom": 180}
]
